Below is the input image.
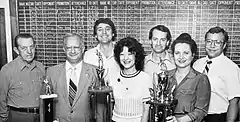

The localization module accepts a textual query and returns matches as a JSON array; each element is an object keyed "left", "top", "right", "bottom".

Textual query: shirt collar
[
  {"left": 95, "top": 43, "right": 115, "bottom": 59},
  {"left": 65, "top": 60, "right": 82, "bottom": 71},
  {"left": 206, "top": 53, "right": 224, "bottom": 63},
  {"left": 16, "top": 56, "right": 37, "bottom": 71},
  {"left": 145, "top": 51, "right": 173, "bottom": 64},
  {"left": 168, "top": 68, "right": 197, "bottom": 79}
]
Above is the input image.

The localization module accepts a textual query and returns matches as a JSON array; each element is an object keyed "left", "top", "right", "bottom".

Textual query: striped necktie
[
  {"left": 69, "top": 68, "right": 77, "bottom": 106},
  {"left": 205, "top": 61, "right": 212, "bottom": 74}
]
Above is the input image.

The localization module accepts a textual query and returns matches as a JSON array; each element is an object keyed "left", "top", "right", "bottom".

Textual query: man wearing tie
[
  {"left": 46, "top": 33, "right": 98, "bottom": 122},
  {"left": 193, "top": 26, "right": 240, "bottom": 122}
]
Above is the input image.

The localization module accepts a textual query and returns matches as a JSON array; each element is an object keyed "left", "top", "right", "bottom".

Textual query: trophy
[
  {"left": 88, "top": 50, "right": 113, "bottom": 122},
  {"left": 40, "top": 76, "right": 58, "bottom": 122},
  {"left": 147, "top": 59, "right": 177, "bottom": 122}
]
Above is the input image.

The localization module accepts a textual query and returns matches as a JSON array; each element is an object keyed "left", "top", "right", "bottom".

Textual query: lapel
[
  {"left": 72, "top": 62, "right": 93, "bottom": 107},
  {"left": 58, "top": 63, "right": 70, "bottom": 107}
]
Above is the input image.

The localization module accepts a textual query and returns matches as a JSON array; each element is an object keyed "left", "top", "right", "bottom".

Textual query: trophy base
[
  {"left": 147, "top": 99, "right": 178, "bottom": 122},
  {"left": 88, "top": 86, "right": 113, "bottom": 93},
  {"left": 40, "top": 94, "right": 58, "bottom": 122},
  {"left": 40, "top": 94, "right": 58, "bottom": 99}
]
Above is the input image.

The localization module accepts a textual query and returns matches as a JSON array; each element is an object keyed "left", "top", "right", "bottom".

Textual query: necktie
[
  {"left": 69, "top": 68, "right": 77, "bottom": 106},
  {"left": 205, "top": 61, "right": 212, "bottom": 74}
]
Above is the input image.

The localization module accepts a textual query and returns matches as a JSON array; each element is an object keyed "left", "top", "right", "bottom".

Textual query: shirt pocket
[
  {"left": 178, "top": 89, "right": 195, "bottom": 113},
  {"left": 33, "top": 76, "right": 44, "bottom": 93},
  {"left": 11, "top": 81, "right": 24, "bottom": 97}
]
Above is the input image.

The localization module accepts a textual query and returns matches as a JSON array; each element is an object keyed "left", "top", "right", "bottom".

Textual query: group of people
[{"left": 0, "top": 18, "right": 240, "bottom": 122}]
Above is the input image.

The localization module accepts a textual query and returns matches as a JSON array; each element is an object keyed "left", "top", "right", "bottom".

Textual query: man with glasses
[
  {"left": 144, "top": 25, "right": 176, "bottom": 81},
  {"left": 193, "top": 26, "right": 240, "bottom": 122},
  {"left": 46, "top": 33, "right": 98, "bottom": 122},
  {"left": 0, "top": 33, "right": 45, "bottom": 122}
]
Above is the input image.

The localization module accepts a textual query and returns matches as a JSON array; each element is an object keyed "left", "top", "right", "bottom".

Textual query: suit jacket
[{"left": 46, "top": 62, "right": 98, "bottom": 122}]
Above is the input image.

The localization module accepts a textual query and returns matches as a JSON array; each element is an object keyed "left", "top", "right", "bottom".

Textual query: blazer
[{"left": 46, "top": 61, "right": 98, "bottom": 122}]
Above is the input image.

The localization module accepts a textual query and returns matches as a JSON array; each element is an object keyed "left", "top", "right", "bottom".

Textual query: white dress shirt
[
  {"left": 193, "top": 53, "right": 240, "bottom": 114},
  {"left": 65, "top": 61, "right": 82, "bottom": 92}
]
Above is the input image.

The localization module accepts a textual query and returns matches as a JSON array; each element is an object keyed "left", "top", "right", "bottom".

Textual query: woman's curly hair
[{"left": 114, "top": 37, "right": 145, "bottom": 71}]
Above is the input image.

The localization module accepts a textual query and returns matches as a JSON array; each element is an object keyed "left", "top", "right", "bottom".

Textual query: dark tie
[
  {"left": 69, "top": 68, "right": 77, "bottom": 106},
  {"left": 205, "top": 61, "right": 212, "bottom": 73}
]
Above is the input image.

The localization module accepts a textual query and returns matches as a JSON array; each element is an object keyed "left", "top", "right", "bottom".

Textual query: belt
[
  {"left": 9, "top": 106, "right": 39, "bottom": 114},
  {"left": 174, "top": 113, "right": 185, "bottom": 115},
  {"left": 207, "top": 113, "right": 227, "bottom": 117}
]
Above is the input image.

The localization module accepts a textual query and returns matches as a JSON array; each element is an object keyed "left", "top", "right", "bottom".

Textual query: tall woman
[
  {"left": 110, "top": 37, "right": 152, "bottom": 122},
  {"left": 166, "top": 33, "right": 211, "bottom": 122}
]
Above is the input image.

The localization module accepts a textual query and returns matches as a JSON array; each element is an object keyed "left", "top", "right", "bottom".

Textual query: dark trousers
[
  {"left": 204, "top": 113, "right": 227, "bottom": 122},
  {"left": 9, "top": 110, "right": 39, "bottom": 122}
]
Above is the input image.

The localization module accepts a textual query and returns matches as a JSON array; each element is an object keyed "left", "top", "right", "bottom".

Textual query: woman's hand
[{"left": 166, "top": 116, "right": 179, "bottom": 122}]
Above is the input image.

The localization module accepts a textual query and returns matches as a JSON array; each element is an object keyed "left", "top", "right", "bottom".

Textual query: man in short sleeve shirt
[{"left": 193, "top": 26, "right": 240, "bottom": 122}]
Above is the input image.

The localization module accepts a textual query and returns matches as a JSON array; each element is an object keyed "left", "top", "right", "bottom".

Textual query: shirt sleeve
[
  {"left": 188, "top": 74, "right": 211, "bottom": 122},
  {"left": 0, "top": 70, "right": 9, "bottom": 122},
  {"left": 225, "top": 66, "right": 240, "bottom": 100},
  {"left": 192, "top": 59, "right": 204, "bottom": 73},
  {"left": 83, "top": 50, "right": 91, "bottom": 64},
  {"left": 83, "top": 49, "right": 98, "bottom": 66}
]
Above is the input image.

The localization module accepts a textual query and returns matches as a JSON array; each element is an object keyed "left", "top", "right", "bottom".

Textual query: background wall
[{"left": 10, "top": 0, "right": 240, "bottom": 67}]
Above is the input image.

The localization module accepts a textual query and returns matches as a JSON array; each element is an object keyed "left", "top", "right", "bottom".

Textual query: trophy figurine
[
  {"left": 40, "top": 76, "right": 57, "bottom": 122},
  {"left": 88, "top": 50, "right": 113, "bottom": 122},
  {"left": 88, "top": 50, "right": 112, "bottom": 91},
  {"left": 147, "top": 59, "right": 177, "bottom": 122}
]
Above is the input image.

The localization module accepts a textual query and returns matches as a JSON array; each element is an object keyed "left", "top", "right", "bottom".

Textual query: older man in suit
[{"left": 46, "top": 33, "right": 98, "bottom": 122}]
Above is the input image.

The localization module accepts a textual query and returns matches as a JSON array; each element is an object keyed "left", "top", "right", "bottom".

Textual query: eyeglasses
[
  {"left": 18, "top": 45, "right": 36, "bottom": 51},
  {"left": 152, "top": 38, "right": 167, "bottom": 43},
  {"left": 205, "top": 39, "right": 224, "bottom": 46}
]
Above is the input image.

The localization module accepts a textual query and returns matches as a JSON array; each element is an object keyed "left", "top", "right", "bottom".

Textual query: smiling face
[
  {"left": 173, "top": 43, "right": 194, "bottom": 69},
  {"left": 96, "top": 23, "right": 113, "bottom": 44},
  {"left": 151, "top": 29, "right": 169, "bottom": 53},
  {"left": 14, "top": 37, "right": 35, "bottom": 63},
  {"left": 120, "top": 46, "right": 136, "bottom": 71},
  {"left": 63, "top": 36, "right": 84, "bottom": 65},
  {"left": 205, "top": 32, "right": 226, "bottom": 59}
]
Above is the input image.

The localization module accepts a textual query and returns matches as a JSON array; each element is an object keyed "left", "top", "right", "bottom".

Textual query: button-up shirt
[
  {"left": 144, "top": 51, "right": 176, "bottom": 83},
  {"left": 168, "top": 68, "right": 211, "bottom": 122},
  {"left": 65, "top": 61, "right": 82, "bottom": 92},
  {"left": 193, "top": 53, "right": 240, "bottom": 114},
  {"left": 0, "top": 56, "right": 45, "bottom": 121}
]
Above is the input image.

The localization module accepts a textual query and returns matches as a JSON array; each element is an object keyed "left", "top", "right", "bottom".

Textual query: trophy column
[
  {"left": 88, "top": 89, "right": 113, "bottom": 122},
  {"left": 88, "top": 50, "right": 113, "bottom": 122},
  {"left": 147, "top": 72, "right": 178, "bottom": 122},
  {"left": 40, "top": 78, "right": 58, "bottom": 122},
  {"left": 40, "top": 94, "right": 58, "bottom": 122}
]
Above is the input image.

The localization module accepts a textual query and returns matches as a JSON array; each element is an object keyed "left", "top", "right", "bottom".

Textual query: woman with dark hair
[
  {"left": 109, "top": 37, "right": 152, "bottom": 122},
  {"left": 166, "top": 33, "right": 211, "bottom": 122}
]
